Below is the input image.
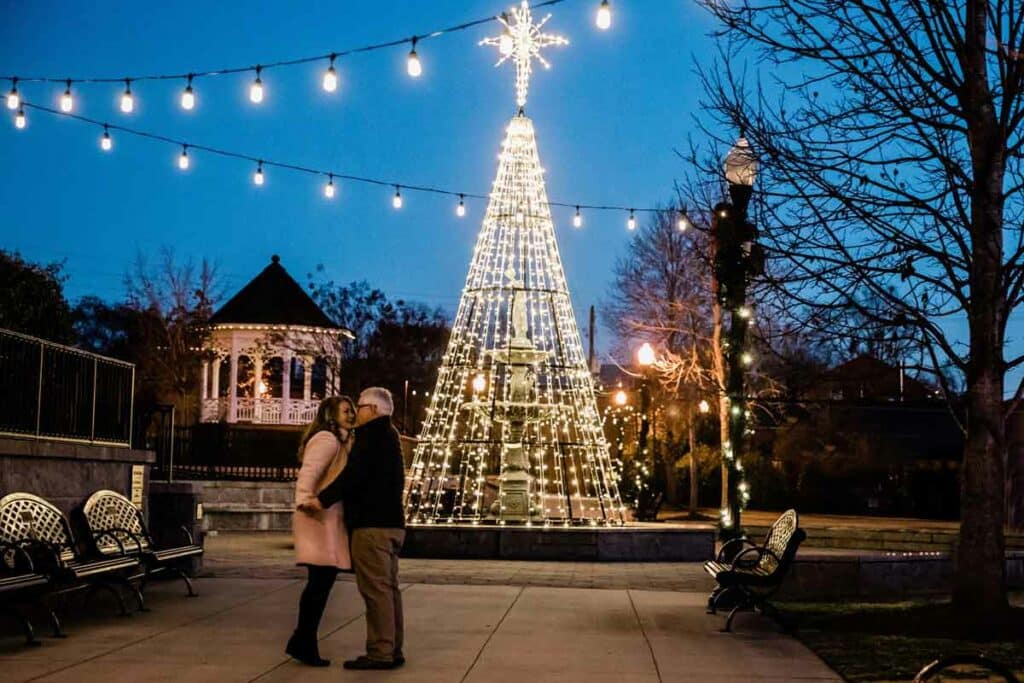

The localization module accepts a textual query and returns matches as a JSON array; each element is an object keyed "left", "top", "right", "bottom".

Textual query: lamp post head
[
  {"left": 637, "top": 342, "right": 655, "bottom": 367},
  {"left": 698, "top": 399, "right": 710, "bottom": 414},
  {"left": 724, "top": 137, "right": 758, "bottom": 188},
  {"left": 614, "top": 389, "right": 628, "bottom": 406}
]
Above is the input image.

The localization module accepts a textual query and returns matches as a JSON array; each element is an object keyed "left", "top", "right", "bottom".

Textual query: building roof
[
  {"left": 820, "top": 354, "right": 935, "bottom": 401},
  {"left": 209, "top": 255, "right": 341, "bottom": 330}
]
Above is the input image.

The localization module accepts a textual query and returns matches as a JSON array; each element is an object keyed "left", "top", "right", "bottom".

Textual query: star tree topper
[{"left": 480, "top": 1, "right": 568, "bottom": 108}]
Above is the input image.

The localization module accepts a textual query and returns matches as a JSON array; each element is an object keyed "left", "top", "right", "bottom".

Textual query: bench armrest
[
  {"left": 179, "top": 524, "right": 196, "bottom": 546},
  {"left": 731, "top": 545, "right": 781, "bottom": 571},
  {"left": 0, "top": 541, "right": 36, "bottom": 573},
  {"left": 716, "top": 536, "right": 756, "bottom": 563},
  {"left": 92, "top": 529, "right": 131, "bottom": 556},
  {"left": 17, "top": 539, "right": 63, "bottom": 572}
]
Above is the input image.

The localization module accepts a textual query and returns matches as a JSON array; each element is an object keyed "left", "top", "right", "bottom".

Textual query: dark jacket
[{"left": 317, "top": 415, "right": 405, "bottom": 530}]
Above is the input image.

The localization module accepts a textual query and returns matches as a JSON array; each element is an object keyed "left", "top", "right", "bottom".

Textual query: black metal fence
[{"left": 0, "top": 328, "right": 134, "bottom": 446}]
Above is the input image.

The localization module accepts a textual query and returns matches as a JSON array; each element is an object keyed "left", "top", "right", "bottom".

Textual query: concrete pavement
[{"left": 1, "top": 578, "right": 840, "bottom": 682}]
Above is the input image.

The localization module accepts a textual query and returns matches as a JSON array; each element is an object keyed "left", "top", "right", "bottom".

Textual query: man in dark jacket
[{"left": 299, "top": 386, "right": 406, "bottom": 670}]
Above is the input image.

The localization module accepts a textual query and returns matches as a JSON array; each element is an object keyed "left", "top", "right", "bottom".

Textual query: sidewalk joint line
[
  {"left": 249, "top": 582, "right": 417, "bottom": 681},
  {"left": 460, "top": 585, "right": 525, "bottom": 683},
  {"left": 25, "top": 579, "right": 300, "bottom": 682},
  {"left": 627, "top": 588, "right": 663, "bottom": 683}
]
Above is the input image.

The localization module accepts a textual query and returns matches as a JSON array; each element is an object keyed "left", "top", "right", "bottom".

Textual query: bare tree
[
  {"left": 697, "top": 0, "right": 1024, "bottom": 622},
  {"left": 604, "top": 205, "right": 719, "bottom": 511},
  {"left": 125, "top": 248, "right": 219, "bottom": 421}
]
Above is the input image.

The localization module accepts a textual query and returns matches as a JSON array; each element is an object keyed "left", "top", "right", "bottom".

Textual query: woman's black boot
[{"left": 286, "top": 631, "right": 330, "bottom": 667}]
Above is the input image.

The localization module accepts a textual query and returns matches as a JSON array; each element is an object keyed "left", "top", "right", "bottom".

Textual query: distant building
[
  {"left": 198, "top": 255, "right": 351, "bottom": 425},
  {"left": 813, "top": 354, "right": 939, "bottom": 402}
]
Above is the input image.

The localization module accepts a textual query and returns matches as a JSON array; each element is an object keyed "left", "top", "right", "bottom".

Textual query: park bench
[
  {"left": 81, "top": 489, "right": 203, "bottom": 598},
  {"left": 0, "top": 492, "right": 143, "bottom": 633},
  {"left": 0, "top": 540, "right": 50, "bottom": 645},
  {"left": 703, "top": 508, "right": 806, "bottom": 632},
  {"left": 914, "top": 654, "right": 1020, "bottom": 682}
]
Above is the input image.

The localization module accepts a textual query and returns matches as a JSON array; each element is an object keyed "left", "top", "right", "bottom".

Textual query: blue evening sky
[{"left": 0, "top": 1, "right": 717, "bottom": 360}]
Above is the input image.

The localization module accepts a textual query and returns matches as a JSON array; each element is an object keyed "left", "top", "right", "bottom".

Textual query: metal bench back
[
  {"left": 82, "top": 490, "right": 150, "bottom": 555},
  {"left": 0, "top": 492, "right": 77, "bottom": 565},
  {"left": 760, "top": 509, "right": 799, "bottom": 574}
]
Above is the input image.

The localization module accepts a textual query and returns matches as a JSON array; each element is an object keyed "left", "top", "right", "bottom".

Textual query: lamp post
[
  {"left": 714, "top": 136, "right": 760, "bottom": 542},
  {"left": 635, "top": 343, "right": 656, "bottom": 516}
]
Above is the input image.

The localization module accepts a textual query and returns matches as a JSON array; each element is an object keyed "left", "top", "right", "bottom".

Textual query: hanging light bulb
[
  {"left": 627, "top": 209, "right": 637, "bottom": 231},
  {"left": 253, "top": 160, "right": 265, "bottom": 185},
  {"left": 178, "top": 145, "right": 190, "bottom": 170},
  {"left": 60, "top": 80, "right": 74, "bottom": 113},
  {"left": 456, "top": 195, "right": 466, "bottom": 217},
  {"left": 100, "top": 124, "right": 113, "bottom": 151},
  {"left": 6, "top": 78, "right": 18, "bottom": 110},
  {"left": 250, "top": 66, "right": 264, "bottom": 103},
  {"left": 407, "top": 38, "right": 423, "bottom": 78},
  {"left": 14, "top": 106, "right": 26, "bottom": 129},
  {"left": 472, "top": 373, "right": 486, "bottom": 393},
  {"left": 573, "top": 206, "right": 583, "bottom": 228},
  {"left": 677, "top": 207, "right": 691, "bottom": 231},
  {"left": 596, "top": 0, "right": 612, "bottom": 30},
  {"left": 120, "top": 79, "right": 134, "bottom": 113},
  {"left": 181, "top": 74, "right": 195, "bottom": 110},
  {"left": 324, "top": 174, "right": 336, "bottom": 198},
  {"left": 393, "top": 186, "right": 403, "bottom": 209},
  {"left": 322, "top": 54, "right": 338, "bottom": 92}
]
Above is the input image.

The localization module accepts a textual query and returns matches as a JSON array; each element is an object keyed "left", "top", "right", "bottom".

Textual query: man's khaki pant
[{"left": 351, "top": 528, "right": 405, "bottom": 662}]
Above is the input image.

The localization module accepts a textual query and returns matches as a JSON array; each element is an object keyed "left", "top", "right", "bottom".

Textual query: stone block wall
[
  {"left": 197, "top": 480, "right": 295, "bottom": 531},
  {"left": 0, "top": 436, "right": 155, "bottom": 516}
]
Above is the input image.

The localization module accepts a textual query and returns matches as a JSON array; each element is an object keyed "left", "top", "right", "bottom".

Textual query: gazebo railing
[
  {"left": 200, "top": 397, "right": 319, "bottom": 425},
  {"left": 0, "top": 328, "right": 135, "bottom": 446}
]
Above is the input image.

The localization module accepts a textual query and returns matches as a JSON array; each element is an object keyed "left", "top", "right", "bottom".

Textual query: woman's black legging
[{"left": 295, "top": 565, "right": 339, "bottom": 640}]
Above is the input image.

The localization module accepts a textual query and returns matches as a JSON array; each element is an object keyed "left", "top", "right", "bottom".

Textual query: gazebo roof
[{"left": 209, "top": 255, "right": 341, "bottom": 330}]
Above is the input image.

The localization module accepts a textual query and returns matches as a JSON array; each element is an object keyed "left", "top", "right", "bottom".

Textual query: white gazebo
[{"left": 199, "top": 255, "right": 351, "bottom": 425}]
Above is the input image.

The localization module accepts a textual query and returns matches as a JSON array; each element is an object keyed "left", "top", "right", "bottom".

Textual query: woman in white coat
[{"left": 286, "top": 395, "right": 355, "bottom": 667}]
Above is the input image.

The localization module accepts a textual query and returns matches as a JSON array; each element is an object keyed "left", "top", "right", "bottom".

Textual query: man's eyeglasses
[{"left": 357, "top": 403, "right": 375, "bottom": 409}]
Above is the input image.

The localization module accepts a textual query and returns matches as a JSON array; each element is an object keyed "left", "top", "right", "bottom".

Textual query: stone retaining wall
[
  {"left": 0, "top": 436, "right": 155, "bottom": 515},
  {"left": 197, "top": 480, "right": 294, "bottom": 531}
]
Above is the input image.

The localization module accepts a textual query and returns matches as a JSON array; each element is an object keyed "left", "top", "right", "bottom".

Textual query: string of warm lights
[
  {"left": 9, "top": 96, "right": 690, "bottom": 232},
  {"left": 3, "top": 1, "right": 615, "bottom": 115}
]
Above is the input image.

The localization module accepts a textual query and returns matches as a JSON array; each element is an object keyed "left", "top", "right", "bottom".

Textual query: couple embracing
[{"left": 286, "top": 387, "right": 406, "bottom": 670}]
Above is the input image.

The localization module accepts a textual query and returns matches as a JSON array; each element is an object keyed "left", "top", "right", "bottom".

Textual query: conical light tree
[{"left": 405, "top": 1, "right": 625, "bottom": 526}]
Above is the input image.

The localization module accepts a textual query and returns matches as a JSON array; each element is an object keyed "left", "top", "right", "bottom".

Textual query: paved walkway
[
  {"left": 2, "top": 578, "right": 841, "bottom": 682},
  {"left": 201, "top": 532, "right": 715, "bottom": 591}
]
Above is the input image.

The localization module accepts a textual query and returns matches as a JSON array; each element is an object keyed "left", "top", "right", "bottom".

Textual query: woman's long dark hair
[{"left": 297, "top": 395, "right": 354, "bottom": 462}]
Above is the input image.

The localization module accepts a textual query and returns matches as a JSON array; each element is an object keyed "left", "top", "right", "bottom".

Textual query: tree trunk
[
  {"left": 711, "top": 231, "right": 730, "bottom": 510},
  {"left": 688, "top": 413, "right": 698, "bottom": 516},
  {"left": 1008, "top": 405, "right": 1024, "bottom": 528},
  {"left": 953, "top": 0, "right": 1009, "bottom": 622}
]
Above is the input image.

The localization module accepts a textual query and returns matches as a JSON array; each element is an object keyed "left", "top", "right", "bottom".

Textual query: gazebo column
[
  {"left": 200, "top": 361, "right": 208, "bottom": 400},
  {"left": 253, "top": 355, "right": 264, "bottom": 422},
  {"left": 228, "top": 350, "right": 239, "bottom": 423},
  {"left": 282, "top": 350, "right": 293, "bottom": 423},
  {"left": 211, "top": 356, "right": 221, "bottom": 399},
  {"left": 303, "top": 355, "right": 313, "bottom": 402}
]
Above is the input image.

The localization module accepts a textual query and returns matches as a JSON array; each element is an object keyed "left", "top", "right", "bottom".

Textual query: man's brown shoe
[{"left": 343, "top": 656, "right": 396, "bottom": 670}]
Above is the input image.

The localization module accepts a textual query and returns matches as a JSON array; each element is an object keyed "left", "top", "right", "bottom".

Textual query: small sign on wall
[{"left": 131, "top": 465, "right": 145, "bottom": 509}]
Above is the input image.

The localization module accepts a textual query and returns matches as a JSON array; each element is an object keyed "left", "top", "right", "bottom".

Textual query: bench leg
[
  {"left": 85, "top": 581, "right": 129, "bottom": 617},
  {"left": 120, "top": 578, "right": 148, "bottom": 613},
  {"left": 175, "top": 568, "right": 198, "bottom": 598},
  {"left": 48, "top": 606, "right": 67, "bottom": 638},
  {"left": 4, "top": 607, "right": 41, "bottom": 646}
]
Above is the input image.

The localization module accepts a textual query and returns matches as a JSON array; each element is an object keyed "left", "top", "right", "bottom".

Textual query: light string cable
[
  {"left": 14, "top": 98, "right": 669, "bottom": 219},
  {"left": 1, "top": 0, "right": 570, "bottom": 87}
]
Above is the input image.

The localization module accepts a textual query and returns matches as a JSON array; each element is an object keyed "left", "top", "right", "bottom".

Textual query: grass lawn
[{"left": 779, "top": 596, "right": 1024, "bottom": 681}]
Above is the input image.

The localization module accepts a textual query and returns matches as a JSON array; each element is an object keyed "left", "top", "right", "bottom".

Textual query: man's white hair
[{"left": 360, "top": 386, "right": 394, "bottom": 416}]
